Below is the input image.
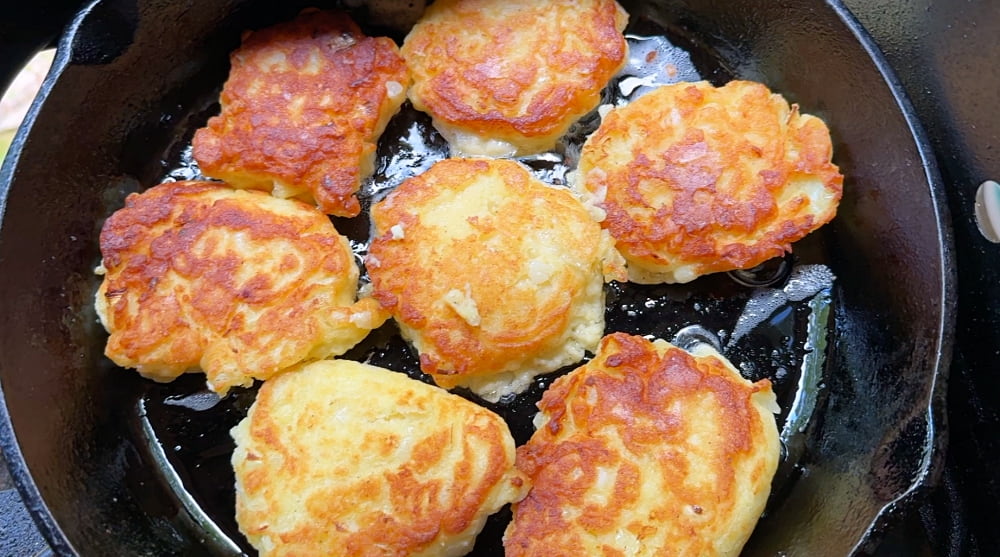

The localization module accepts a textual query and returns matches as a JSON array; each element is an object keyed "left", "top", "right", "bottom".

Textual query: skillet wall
[{"left": 0, "top": 0, "right": 951, "bottom": 555}]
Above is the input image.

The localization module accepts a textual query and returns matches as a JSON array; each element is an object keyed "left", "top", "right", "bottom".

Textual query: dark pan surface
[
  {"left": 844, "top": 0, "right": 1000, "bottom": 553},
  {"left": 0, "top": 0, "right": 953, "bottom": 555}
]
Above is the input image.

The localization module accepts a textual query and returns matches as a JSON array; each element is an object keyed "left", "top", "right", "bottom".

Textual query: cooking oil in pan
[
  {"left": 129, "top": 261, "right": 834, "bottom": 554},
  {"left": 144, "top": 26, "right": 836, "bottom": 557}
]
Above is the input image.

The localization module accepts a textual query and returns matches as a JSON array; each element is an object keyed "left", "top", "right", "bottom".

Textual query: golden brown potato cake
[
  {"left": 95, "top": 181, "right": 387, "bottom": 394},
  {"left": 401, "top": 0, "right": 628, "bottom": 156},
  {"left": 577, "top": 80, "right": 844, "bottom": 283},
  {"left": 367, "top": 158, "right": 625, "bottom": 402},
  {"left": 231, "top": 359, "right": 529, "bottom": 557},
  {"left": 192, "top": 9, "right": 410, "bottom": 217},
  {"left": 505, "top": 332, "right": 780, "bottom": 557}
]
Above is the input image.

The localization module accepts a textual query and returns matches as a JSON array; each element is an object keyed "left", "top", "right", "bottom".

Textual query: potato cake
[
  {"left": 95, "top": 181, "right": 386, "bottom": 394},
  {"left": 231, "top": 359, "right": 529, "bottom": 557},
  {"left": 193, "top": 9, "right": 410, "bottom": 217},
  {"left": 505, "top": 332, "right": 780, "bottom": 557},
  {"left": 577, "top": 80, "right": 843, "bottom": 283},
  {"left": 367, "top": 158, "right": 625, "bottom": 402},
  {"left": 401, "top": 0, "right": 628, "bottom": 156}
]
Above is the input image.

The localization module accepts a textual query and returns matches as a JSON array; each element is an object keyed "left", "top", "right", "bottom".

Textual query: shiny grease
[{"left": 143, "top": 29, "right": 836, "bottom": 557}]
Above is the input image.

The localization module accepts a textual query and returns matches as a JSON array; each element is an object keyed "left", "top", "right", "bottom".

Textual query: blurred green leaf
[{"left": 0, "top": 129, "right": 14, "bottom": 162}]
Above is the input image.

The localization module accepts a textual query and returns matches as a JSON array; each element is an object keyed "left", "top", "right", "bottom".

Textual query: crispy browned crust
[
  {"left": 579, "top": 80, "right": 844, "bottom": 283},
  {"left": 231, "top": 360, "right": 528, "bottom": 557},
  {"left": 367, "top": 158, "right": 616, "bottom": 395},
  {"left": 97, "top": 181, "right": 386, "bottom": 393},
  {"left": 505, "top": 333, "right": 780, "bottom": 556},
  {"left": 401, "top": 0, "right": 628, "bottom": 153},
  {"left": 192, "top": 10, "right": 410, "bottom": 217}
]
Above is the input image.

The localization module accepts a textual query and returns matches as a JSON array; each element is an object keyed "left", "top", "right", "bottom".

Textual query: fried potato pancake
[
  {"left": 401, "top": 0, "right": 628, "bottom": 156},
  {"left": 505, "top": 332, "right": 780, "bottom": 557},
  {"left": 192, "top": 9, "right": 410, "bottom": 217},
  {"left": 578, "top": 80, "right": 844, "bottom": 283},
  {"left": 367, "top": 158, "right": 625, "bottom": 402},
  {"left": 95, "top": 181, "right": 386, "bottom": 394},
  {"left": 231, "top": 359, "right": 529, "bottom": 557}
]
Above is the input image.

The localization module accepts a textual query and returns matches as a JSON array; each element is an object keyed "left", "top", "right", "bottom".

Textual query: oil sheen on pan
[{"left": 133, "top": 11, "right": 840, "bottom": 556}]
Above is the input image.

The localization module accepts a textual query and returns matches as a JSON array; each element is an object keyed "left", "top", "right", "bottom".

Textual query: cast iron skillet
[{"left": 0, "top": 0, "right": 954, "bottom": 555}]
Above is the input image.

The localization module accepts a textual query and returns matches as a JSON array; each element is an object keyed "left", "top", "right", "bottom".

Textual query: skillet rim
[
  {"left": 0, "top": 0, "right": 956, "bottom": 554},
  {"left": 821, "top": 0, "right": 955, "bottom": 551}
]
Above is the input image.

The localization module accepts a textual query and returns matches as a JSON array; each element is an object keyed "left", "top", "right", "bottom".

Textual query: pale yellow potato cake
[
  {"left": 367, "top": 158, "right": 625, "bottom": 402},
  {"left": 231, "top": 359, "right": 529, "bottom": 557},
  {"left": 95, "top": 181, "right": 386, "bottom": 394},
  {"left": 401, "top": 0, "right": 628, "bottom": 156},
  {"left": 505, "top": 332, "right": 781, "bottom": 557},
  {"left": 577, "top": 80, "right": 844, "bottom": 283},
  {"left": 193, "top": 9, "right": 410, "bottom": 217}
]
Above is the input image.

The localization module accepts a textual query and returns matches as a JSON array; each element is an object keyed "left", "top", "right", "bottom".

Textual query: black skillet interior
[{"left": 0, "top": 0, "right": 952, "bottom": 555}]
